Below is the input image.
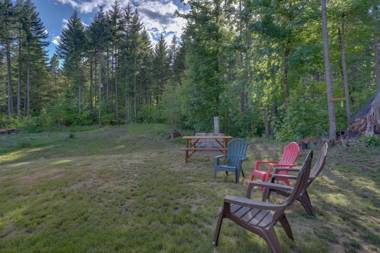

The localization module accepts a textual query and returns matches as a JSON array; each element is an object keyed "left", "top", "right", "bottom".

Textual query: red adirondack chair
[{"left": 250, "top": 142, "right": 300, "bottom": 186}]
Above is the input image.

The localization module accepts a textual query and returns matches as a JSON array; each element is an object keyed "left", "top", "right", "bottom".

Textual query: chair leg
[
  {"left": 259, "top": 173, "right": 270, "bottom": 192},
  {"left": 225, "top": 171, "right": 229, "bottom": 176},
  {"left": 279, "top": 214, "right": 294, "bottom": 240},
  {"left": 299, "top": 191, "right": 315, "bottom": 216},
  {"left": 235, "top": 169, "right": 240, "bottom": 184},
  {"left": 262, "top": 227, "right": 282, "bottom": 253},
  {"left": 262, "top": 188, "right": 271, "bottom": 202},
  {"left": 213, "top": 209, "right": 225, "bottom": 247},
  {"left": 241, "top": 169, "right": 245, "bottom": 178}
]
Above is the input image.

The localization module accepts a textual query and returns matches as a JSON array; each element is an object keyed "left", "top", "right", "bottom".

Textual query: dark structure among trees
[{"left": 350, "top": 91, "right": 380, "bottom": 136}]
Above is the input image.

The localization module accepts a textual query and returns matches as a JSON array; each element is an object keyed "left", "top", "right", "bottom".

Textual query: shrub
[
  {"left": 360, "top": 135, "right": 380, "bottom": 147},
  {"left": 161, "top": 85, "right": 183, "bottom": 127},
  {"left": 137, "top": 105, "right": 163, "bottom": 123}
]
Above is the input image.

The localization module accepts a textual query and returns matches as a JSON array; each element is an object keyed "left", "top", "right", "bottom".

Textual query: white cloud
[
  {"left": 56, "top": 0, "right": 78, "bottom": 8},
  {"left": 79, "top": 0, "right": 110, "bottom": 13},
  {"left": 52, "top": 36, "right": 61, "bottom": 45},
  {"left": 55, "top": 0, "right": 188, "bottom": 44},
  {"left": 62, "top": 18, "right": 69, "bottom": 29}
]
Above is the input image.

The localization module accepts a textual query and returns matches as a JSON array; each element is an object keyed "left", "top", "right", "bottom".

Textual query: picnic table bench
[{"left": 182, "top": 135, "right": 233, "bottom": 163}]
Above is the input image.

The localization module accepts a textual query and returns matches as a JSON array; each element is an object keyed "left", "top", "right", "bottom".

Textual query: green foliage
[
  {"left": 275, "top": 87, "right": 328, "bottom": 141},
  {"left": 137, "top": 105, "right": 163, "bottom": 124},
  {"left": 1, "top": 0, "right": 379, "bottom": 140},
  {"left": 360, "top": 135, "right": 380, "bottom": 147},
  {"left": 161, "top": 85, "right": 183, "bottom": 127},
  {"left": 42, "top": 98, "right": 93, "bottom": 126},
  {"left": 181, "top": 4, "right": 227, "bottom": 131}
]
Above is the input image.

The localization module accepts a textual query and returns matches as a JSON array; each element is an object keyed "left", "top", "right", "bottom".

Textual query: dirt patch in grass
[{"left": 19, "top": 168, "right": 66, "bottom": 184}]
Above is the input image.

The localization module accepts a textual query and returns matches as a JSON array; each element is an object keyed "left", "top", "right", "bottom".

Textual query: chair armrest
[
  {"left": 214, "top": 155, "right": 225, "bottom": 167},
  {"left": 271, "top": 164, "right": 297, "bottom": 167},
  {"left": 256, "top": 160, "right": 278, "bottom": 164},
  {"left": 273, "top": 167, "right": 301, "bottom": 173},
  {"left": 224, "top": 195, "right": 283, "bottom": 211},
  {"left": 254, "top": 160, "right": 279, "bottom": 174},
  {"left": 246, "top": 181, "right": 293, "bottom": 197},
  {"left": 271, "top": 174, "right": 298, "bottom": 180}
]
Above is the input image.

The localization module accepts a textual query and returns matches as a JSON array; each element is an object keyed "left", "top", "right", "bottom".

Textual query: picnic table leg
[
  {"left": 185, "top": 139, "right": 189, "bottom": 163},
  {"left": 223, "top": 138, "right": 228, "bottom": 157}
]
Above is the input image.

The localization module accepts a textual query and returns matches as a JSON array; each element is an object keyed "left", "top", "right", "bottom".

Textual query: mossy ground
[{"left": 0, "top": 124, "right": 379, "bottom": 253}]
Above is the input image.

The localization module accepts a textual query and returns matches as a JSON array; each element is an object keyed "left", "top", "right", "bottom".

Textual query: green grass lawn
[{"left": 0, "top": 124, "right": 379, "bottom": 253}]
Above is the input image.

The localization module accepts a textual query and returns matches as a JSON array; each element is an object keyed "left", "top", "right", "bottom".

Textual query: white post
[{"left": 213, "top": 116, "right": 220, "bottom": 135}]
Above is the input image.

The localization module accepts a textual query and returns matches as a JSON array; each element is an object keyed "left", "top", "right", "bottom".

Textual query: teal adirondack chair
[{"left": 214, "top": 139, "right": 248, "bottom": 183}]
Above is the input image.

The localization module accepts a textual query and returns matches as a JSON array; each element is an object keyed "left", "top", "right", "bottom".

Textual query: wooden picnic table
[{"left": 182, "top": 135, "right": 233, "bottom": 163}]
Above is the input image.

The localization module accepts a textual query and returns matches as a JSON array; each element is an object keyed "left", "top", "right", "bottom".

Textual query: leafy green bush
[
  {"left": 0, "top": 115, "right": 43, "bottom": 132},
  {"left": 161, "top": 85, "right": 183, "bottom": 127},
  {"left": 360, "top": 136, "right": 380, "bottom": 147},
  {"left": 42, "top": 98, "right": 94, "bottom": 126},
  {"left": 275, "top": 89, "right": 328, "bottom": 141},
  {"left": 137, "top": 105, "right": 163, "bottom": 123}
]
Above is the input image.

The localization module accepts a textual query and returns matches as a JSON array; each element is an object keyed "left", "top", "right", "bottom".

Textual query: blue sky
[{"left": 33, "top": 0, "right": 189, "bottom": 58}]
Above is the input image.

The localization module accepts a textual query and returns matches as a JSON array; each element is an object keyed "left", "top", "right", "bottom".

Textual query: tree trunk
[
  {"left": 374, "top": 31, "right": 380, "bottom": 90},
  {"left": 92, "top": 51, "right": 100, "bottom": 121},
  {"left": 133, "top": 57, "right": 137, "bottom": 122},
  {"left": 115, "top": 73, "right": 119, "bottom": 124},
  {"left": 6, "top": 42, "right": 14, "bottom": 116},
  {"left": 125, "top": 91, "right": 129, "bottom": 123},
  {"left": 89, "top": 58, "right": 94, "bottom": 112},
  {"left": 114, "top": 46, "right": 119, "bottom": 124},
  {"left": 238, "top": 0, "right": 246, "bottom": 113},
  {"left": 283, "top": 40, "right": 290, "bottom": 100},
  {"left": 264, "top": 109, "right": 271, "bottom": 137},
  {"left": 338, "top": 20, "right": 351, "bottom": 126},
  {"left": 106, "top": 48, "right": 110, "bottom": 108},
  {"left": 98, "top": 74, "right": 102, "bottom": 126},
  {"left": 26, "top": 61, "right": 31, "bottom": 115},
  {"left": 78, "top": 72, "right": 82, "bottom": 113},
  {"left": 17, "top": 36, "right": 22, "bottom": 116},
  {"left": 321, "top": 0, "right": 337, "bottom": 140}
]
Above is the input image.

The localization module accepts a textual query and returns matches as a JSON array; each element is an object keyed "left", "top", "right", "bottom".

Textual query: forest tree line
[{"left": 0, "top": 0, "right": 379, "bottom": 140}]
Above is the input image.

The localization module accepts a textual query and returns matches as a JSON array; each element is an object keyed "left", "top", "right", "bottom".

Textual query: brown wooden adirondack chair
[
  {"left": 213, "top": 151, "right": 313, "bottom": 253},
  {"left": 253, "top": 143, "right": 328, "bottom": 216}
]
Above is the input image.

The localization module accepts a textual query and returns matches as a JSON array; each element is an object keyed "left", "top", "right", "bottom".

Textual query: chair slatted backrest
[
  {"left": 308, "top": 142, "right": 328, "bottom": 185},
  {"left": 227, "top": 139, "right": 248, "bottom": 166},
  {"left": 278, "top": 142, "right": 300, "bottom": 165},
  {"left": 271, "top": 151, "right": 313, "bottom": 223}
]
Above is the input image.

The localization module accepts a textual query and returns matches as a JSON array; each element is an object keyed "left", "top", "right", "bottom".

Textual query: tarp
[{"left": 352, "top": 90, "right": 380, "bottom": 122}]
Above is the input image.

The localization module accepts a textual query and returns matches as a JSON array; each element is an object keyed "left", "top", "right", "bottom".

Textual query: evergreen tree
[
  {"left": 88, "top": 6, "right": 112, "bottom": 123},
  {"left": 152, "top": 34, "right": 170, "bottom": 104},
  {"left": 108, "top": 0, "right": 124, "bottom": 123},
  {"left": 20, "top": 0, "right": 48, "bottom": 115},
  {"left": 0, "top": 0, "right": 15, "bottom": 115},
  {"left": 171, "top": 38, "right": 186, "bottom": 86},
  {"left": 58, "top": 11, "right": 86, "bottom": 113},
  {"left": 49, "top": 53, "right": 61, "bottom": 97},
  {"left": 321, "top": 0, "right": 337, "bottom": 140},
  {"left": 181, "top": 0, "right": 227, "bottom": 130},
  {"left": 137, "top": 30, "right": 153, "bottom": 106},
  {"left": 123, "top": 9, "right": 143, "bottom": 122}
]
